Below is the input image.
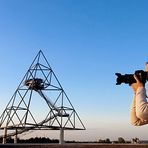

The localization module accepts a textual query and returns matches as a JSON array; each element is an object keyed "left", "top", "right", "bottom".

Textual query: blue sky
[{"left": 0, "top": 0, "right": 148, "bottom": 141}]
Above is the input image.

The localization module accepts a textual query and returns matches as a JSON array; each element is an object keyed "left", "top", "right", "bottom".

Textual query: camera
[{"left": 115, "top": 70, "right": 147, "bottom": 85}]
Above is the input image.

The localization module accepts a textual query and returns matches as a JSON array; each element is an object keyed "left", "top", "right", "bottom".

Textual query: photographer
[{"left": 130, "top": 62, "right": 148, "bottom": 126}]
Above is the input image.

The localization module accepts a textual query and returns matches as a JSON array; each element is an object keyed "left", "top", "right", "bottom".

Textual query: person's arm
[
  {"left": 130, "top": 92, "right": 148, "bottom": 126},
  {"left": 130, "top": 74, "right": 148, "bottom": 126},
  {"left": 135, "top": 87, "right": 148, "bottom": 119},
  {"left": 130, "top": 62, "right": 148, "bottom": 126}
]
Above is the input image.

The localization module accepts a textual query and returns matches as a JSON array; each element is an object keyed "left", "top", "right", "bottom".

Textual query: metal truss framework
[{"left": 0, "top": 50, "right": 85, "bottom": 143}]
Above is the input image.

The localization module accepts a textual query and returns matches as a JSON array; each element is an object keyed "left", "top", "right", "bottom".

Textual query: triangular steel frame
[{"left": 0, "top": 50, "right": 85, "bottom": 141}]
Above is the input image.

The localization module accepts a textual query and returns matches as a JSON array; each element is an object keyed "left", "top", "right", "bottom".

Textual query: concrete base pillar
[
  {"left": 59, "top": 128, "right": 64, "bottom": 144},
  {"left": 2, "top": 127, "right": 7, "bottom": 144},
  {"left": 14, "top": 129, "right": 17, "bottom": 144}
]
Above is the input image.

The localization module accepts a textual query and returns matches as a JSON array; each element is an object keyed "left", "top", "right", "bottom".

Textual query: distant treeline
[
  {"left": 0, "top": 137, "right": 59, "bottom": 143},
  {"left": 0, "top": 137, "right": 133, "bottom": 144}
]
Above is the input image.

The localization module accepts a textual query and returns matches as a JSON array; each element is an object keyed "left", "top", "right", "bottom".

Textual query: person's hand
[
  {"left": 130, "top": 83, "right": 138, "bottom": 94},
  {"left": 134, "top": 74, "right": 144, "bottom": 88},
  {"left": 131, "top": 62, "right": 148, "bottom": 93},
  {"left": 130, "top": 74, "right": 144, "bottom": 94}
]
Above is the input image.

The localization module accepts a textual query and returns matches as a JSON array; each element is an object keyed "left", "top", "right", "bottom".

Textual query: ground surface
[{"left": 0, "top": 144, "right": 148, "bottom": 148}]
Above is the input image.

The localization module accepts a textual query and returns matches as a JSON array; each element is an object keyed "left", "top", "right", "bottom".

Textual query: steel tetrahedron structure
[{"left": 0, "top": 50, "right": 85, "bottom": 144}]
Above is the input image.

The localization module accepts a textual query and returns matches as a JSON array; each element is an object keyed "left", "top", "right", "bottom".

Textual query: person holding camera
[{"left": 130, "top": 62, "right": 148, "bottom": 126}]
